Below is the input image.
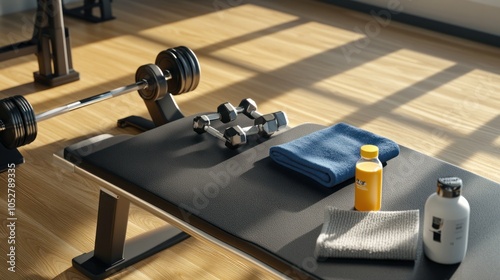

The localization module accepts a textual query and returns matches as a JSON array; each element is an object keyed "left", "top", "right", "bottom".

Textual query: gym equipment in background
[
  {"left": 63, "top": 0, "right": 114, "bottom": 23},
  {"left": 0, "top": 0, "right": 79, "bottom": 86},
  {"left": 0, "top": 46, "right": 200, "bottom": 171}
]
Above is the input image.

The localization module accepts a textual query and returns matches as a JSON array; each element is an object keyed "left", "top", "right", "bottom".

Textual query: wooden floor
[{"left": 0, "top": 0, "right": 499, "bottom": 279}]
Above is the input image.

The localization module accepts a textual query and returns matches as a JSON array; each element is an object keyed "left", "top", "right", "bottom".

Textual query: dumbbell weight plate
[
  {"left": 11, "top": 95, "right": 37, "bottom": 146},
  {"left": 22, "top": 96, "right": 38, "bottom": 146},
  {"left": 170, "top": 48, "right": 191, "bottom": 94},
  {"left": 8, "top": 96, "right": 30, "bottom": 147},
  {"left": 176, "top": 46, "right": 200, "bottom": 92},
  {"left": 7, "top": 99, "right": 25, "bottom": 149},
  {"left": 155, "top": 48, "right": 186, "bottom": 95},
  {"left": 135, "top": 64, "right": 168, "bottom": 101},
  {"left": 10, "top": 99, "right": 26, "bottom": 149},
  {"left": 0, "top": 99, "right": 25, "bottom": 149}
]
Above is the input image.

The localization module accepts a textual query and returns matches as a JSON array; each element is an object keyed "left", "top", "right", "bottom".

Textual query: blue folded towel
[{"left": 269, "top": 123, "right": 400, "bottom": 187}]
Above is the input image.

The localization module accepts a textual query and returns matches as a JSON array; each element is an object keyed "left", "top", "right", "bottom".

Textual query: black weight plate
[
  {"left": 135, "top": 64, "right": 168, "bottom": 101},
  {"left": 19, "top": 95, "right": 37, "bottom": 146},
  {"left": 177, "top": 46, "right": 200, "bottom": 92},
  {"left": 11, "top": 95, "right": 37, "bottom": 146},
  {"left": 154, "top": 49, "right": 179, "bottom": 94},
  {"left": 9, "top": 96, "right": 30, "bottom": 147},
  {"left": 9, "top": 99, "right": 26, "bottom": 149},
  {"left": 165, "top": 48, "right": 188, "bottom": 94},
  {"left": 170, "top": 47, "right": 192, "bottom": 94},
  {"left": 0, "top": 99, "right": 17, "bottom": 148},
  {"left": 174, "top": 47, "right": 195, "bottom": 93},
  {"left": 0, "top": 99, "right": 24, "bottom": 149},
  {"left": 2, "top": 99, "right": 23, "bottom": 149},
  {"left": 155, "top": 48, "right": 186, "bottom": 95}
]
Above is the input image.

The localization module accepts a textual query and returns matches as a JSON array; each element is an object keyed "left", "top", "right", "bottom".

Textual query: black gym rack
[
  {"left": 0, "top": 0, "right": 80, "bottom": 87},
  {"left": 63, "top": 0, "right": 114, "bottom": 23}
]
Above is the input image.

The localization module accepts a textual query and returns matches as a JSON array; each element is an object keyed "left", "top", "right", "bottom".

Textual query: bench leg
[{"left": 72, "top": 189, "right": 189, "bottom": 279}]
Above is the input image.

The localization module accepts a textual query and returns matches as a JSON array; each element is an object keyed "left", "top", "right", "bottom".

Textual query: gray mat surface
[{"left": 67, "top": 115, "right": 500, "bottom": 280}]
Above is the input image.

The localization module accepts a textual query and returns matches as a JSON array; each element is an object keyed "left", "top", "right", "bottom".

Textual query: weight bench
[{"left": 56, "top": 114, "right": 500, "bottom": 280}]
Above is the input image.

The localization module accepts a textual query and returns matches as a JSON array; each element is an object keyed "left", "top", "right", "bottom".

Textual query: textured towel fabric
[
  {"left": 269, "top": 122, "right": 400, "bottom": 188},
  {"left": 315, "top": 207, "right": 420, "bottom": 260}
]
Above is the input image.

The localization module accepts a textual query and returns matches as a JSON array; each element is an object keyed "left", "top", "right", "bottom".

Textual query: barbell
[{"left": 0, "top": 46, "right": 200, "bottom": 149}]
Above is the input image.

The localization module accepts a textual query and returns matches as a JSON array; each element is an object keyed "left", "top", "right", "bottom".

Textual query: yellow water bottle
[{"left": 354, "top": 145, "right": 383, "bottom": 211}]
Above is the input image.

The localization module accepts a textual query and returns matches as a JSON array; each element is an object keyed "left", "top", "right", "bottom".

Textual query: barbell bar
[{"left": 0, "top": 46, "right": 200, "bottom": 149}]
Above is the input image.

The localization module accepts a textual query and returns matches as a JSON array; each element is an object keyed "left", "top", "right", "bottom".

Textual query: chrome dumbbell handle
[{"left": 205, "top": 125, "right": 227, "bottom": 142}]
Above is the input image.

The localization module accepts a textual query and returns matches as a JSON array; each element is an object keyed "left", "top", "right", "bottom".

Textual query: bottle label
[
  {"left": 428, "top": 216, "right": 467, "bottom": 246},
  {"left": 355, "top": 178, "right": 367, "bottom": 190},
  {"left": 354, "top": 162, "right": 382, "bottom": 211}
]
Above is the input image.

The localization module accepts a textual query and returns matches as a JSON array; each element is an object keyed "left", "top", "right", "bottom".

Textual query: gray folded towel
[{"left": 315, "top": 207, "right": 419, "bottom": 260}]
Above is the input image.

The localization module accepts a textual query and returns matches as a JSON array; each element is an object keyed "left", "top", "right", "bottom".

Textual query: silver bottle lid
[{"left": 437, "top": 177, "right": 462, "bottom": 198}]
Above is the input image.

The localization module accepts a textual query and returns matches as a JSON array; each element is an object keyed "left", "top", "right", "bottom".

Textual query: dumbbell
[
  {"left": 0, "top": 46, "right": 200, "bottom": 149},
  {"left": 192, "top": 98, "right": 261, "bottom": 134},
  {"left": 254, "top": 111, "right": 288, "bottom": 137},
  {"left": 193, "top": 115, "right": 228, "bottom": 141},
  {"left": 217, "top": 98, "right": 261, "bottom": 123},
  {"left": 223, "top": 111, "right": 288, "bottom": 149}
]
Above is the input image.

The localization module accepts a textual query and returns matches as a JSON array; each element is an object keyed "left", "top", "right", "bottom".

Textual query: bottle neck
[
  {"left": 361, "top": 156, "right": 376, "bottom": 160},
  {"left": 436, "top": 194, "right": 461, "bottom": 200},
  {"left": 360, "top": 156, "right": 380, "bottom": 161}
]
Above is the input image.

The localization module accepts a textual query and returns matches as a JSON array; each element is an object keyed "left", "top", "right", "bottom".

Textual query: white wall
[
  {"left": 354, "top": 0, "right": 500, "bottom": 36},
  {"left": 0, "top": 1, "right": 36, "bottom": 15},
  {"left": 0, "top": 0, "right": 79, "bottom": 16},
  {"left": 2, "top": 1, "right": 499, "bottom": 36}
]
